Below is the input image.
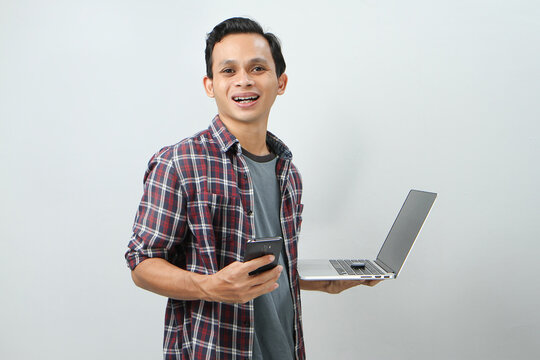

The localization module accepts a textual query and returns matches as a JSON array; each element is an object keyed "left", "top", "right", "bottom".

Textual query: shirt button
[{"left": 247, "top": 210, "right": 253, "bottom": 216}]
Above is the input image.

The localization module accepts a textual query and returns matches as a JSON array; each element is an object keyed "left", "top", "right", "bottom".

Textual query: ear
[
  {"left": 203, "top": 76, "right": 214, "bottom": 98},
  {"left": 277, "top": 73, "right": 288, "bottom": 95}
]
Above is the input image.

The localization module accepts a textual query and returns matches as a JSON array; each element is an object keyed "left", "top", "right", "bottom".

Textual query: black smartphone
[{"left": 244, "top": 237, "right": 283, "bottom": 275}]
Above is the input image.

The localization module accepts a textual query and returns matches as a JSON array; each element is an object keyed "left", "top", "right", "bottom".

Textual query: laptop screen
[{"left": 376, "top": 190, "right": 437, "bottom": 275}]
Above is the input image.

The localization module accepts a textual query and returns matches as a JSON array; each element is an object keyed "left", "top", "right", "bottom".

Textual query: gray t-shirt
[{"left": 242, "top": 149, "right": 295, "bottom": 360}]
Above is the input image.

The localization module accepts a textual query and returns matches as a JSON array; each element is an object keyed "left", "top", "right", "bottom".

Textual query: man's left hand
[{"left": 299, "top": 279, "right": 383, "bottom": 294}]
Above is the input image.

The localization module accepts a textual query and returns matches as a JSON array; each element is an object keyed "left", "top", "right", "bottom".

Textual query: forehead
[{"left": 212, "top": 33, "right": 274, "bottom": 67}]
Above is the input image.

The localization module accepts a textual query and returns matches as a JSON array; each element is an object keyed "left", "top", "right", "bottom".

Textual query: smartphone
[{"left": 244, "top": 237, "right": 283, "bottom": 275}]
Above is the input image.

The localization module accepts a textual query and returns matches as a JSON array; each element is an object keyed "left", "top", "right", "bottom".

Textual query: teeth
[{"left": 233, "top": 96, "right": 258, "bottom": 102}]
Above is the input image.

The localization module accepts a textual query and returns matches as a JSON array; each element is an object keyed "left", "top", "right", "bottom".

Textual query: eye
[
  {"left": 252, "top": 66, "right": 266, "bottom": 72},
  {"left": 221, "top": 68, "right": 235, "bottom": 74}
]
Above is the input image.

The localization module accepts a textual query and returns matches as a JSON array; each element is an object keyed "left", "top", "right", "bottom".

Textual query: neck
[{"left": 219, "top": 115, "right": 270, "bottom": 156}]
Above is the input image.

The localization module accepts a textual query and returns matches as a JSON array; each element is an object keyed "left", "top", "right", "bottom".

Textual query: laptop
[{"left": 298, "top": 189, "right": 437, "bottom": 281}]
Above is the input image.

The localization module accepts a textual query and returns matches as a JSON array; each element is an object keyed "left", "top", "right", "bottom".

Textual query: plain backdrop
[{"left": 1, "top": 0, "right": 539, "bottom": 359}]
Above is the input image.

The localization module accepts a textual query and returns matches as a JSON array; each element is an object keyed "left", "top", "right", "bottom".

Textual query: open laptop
[{"left": 298, "top": 189, "right": 437, "bottom": 280}]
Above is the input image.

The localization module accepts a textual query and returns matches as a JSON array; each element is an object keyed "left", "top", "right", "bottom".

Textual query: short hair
[{"left": 205, "top": 17, "right": 286, "bottom": 79}]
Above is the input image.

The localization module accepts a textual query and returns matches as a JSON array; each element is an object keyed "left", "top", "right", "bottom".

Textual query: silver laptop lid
[{"left": 376, "top": 190, "right": 437, "bottom": 277}]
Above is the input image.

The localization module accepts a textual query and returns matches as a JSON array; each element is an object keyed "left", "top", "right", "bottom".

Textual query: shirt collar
[
  {"left": 209, "top": 115, "right": 239, "bottom": 153},
  {"left": 266, "top": 130, "right": 292, "bottom": 160},
  {"left": 209, "top": 115, "right": 293, "bottom": 160}
]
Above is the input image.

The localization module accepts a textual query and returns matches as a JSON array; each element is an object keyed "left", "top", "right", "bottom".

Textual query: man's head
[
  {"left": 205, "top": 17, "right": 286, "bottom": 79},
  {"left": 203, "top": 18, "right": 288, "bottom": 128}
]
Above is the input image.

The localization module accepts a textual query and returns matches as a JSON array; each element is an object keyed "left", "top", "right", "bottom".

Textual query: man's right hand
[{"left": 199, "top": 255, "right": 282, "bottom": 304}]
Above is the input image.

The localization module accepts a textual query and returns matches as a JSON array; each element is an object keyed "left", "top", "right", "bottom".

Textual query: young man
[{"left": 126, "top": 17, "right": 379, "bottom": 360}]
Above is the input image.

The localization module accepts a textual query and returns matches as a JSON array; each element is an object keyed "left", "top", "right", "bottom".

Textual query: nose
[{"left": 235, "top": 69, "right": 254, "bottom": 87}]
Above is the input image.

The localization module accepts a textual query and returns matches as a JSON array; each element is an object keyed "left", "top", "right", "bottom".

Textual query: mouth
[{"left": 232, "top": 95, "right": 260, "bottom": 104}]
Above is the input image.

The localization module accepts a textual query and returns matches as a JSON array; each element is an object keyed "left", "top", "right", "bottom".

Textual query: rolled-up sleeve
[{"left": 125, "top": 148, "right": 187, "bottom": 270}]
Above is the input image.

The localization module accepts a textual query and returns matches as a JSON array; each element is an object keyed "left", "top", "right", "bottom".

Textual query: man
[{"left": 126, "top": 17, "right": 379, "bottom": 360}]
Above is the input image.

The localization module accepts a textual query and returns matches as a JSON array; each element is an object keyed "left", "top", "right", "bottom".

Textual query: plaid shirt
[{"left": 126, "top": 116, "right": 305, "bottom": 360}]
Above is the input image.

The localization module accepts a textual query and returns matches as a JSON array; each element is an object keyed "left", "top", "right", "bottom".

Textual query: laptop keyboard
[{"left": 329, "top": 259, "right": 385, "bottom": 276}]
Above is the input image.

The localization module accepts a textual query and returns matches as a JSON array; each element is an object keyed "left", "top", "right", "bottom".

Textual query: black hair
[{"left": 205, "top": 17, "right": 286, "bottom": 79}]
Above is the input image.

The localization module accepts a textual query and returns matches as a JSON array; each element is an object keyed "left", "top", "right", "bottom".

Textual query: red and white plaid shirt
[{"left": 126, "top": 116, "right": 305, "bottom": 359}]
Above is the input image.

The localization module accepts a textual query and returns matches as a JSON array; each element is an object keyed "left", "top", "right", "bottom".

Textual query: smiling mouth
[{"left": 233, "top": 95, "right": 259, "bottom": 104}]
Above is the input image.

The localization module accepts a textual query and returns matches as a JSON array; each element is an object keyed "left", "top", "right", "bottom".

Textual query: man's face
[{"left": 203, "top": 33, "right": 287, "bottom": 127}]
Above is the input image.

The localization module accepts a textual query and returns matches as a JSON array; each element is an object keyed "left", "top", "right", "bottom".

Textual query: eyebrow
[
  {"left": 248, "top": 57, "right": 270, "bottom": 66},
  {"left": 218, "top": 57, "right": 271, "bottom": 67}
]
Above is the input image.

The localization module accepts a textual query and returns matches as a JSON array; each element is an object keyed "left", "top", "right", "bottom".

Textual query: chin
[{"left": 228, "top": 112, "right": 262, "bottom": 124}]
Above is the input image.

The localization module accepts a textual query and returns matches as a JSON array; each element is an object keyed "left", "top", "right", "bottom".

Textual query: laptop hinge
[{"left": 375, "top": 259, "right": 394, "bottom": 274}]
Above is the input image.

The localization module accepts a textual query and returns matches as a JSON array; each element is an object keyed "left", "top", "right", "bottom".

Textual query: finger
[
  {"left": 249, "top": 265, "right": 283, "bottom": 286},
  {"left": 248, "top": 277, "right": 280, "bottom": 298},
  {"left": 236, "top": 267, "right": 281, "bottom": 301},
  {"left": 340, "top": 280, "right": 364, "bottom": 291},
  {"left": 243, "top": 254, "right": 275, "bottom": 273},
  {"left": 339, "top": 280, "right": 363, "bottom": 286}
]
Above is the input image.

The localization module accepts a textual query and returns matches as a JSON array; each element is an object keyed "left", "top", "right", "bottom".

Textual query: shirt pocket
[{"left": 187, "top": 192, "right": 244, "bottom": 270}]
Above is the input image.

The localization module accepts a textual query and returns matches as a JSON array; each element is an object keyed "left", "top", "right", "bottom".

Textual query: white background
[{"left": 1, "top": 0, "right": 539, "bottom": 359}]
